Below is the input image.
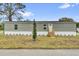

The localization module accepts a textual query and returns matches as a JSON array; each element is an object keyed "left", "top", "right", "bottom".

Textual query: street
[{"left": 0, "top": 49, "right": 79, "bottom": 56}]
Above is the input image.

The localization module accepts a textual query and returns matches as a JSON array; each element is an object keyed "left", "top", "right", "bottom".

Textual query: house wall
[
  {"left": 53, "top": 23, "right": 76, "bottom": 31},
  {"left": 4, "top": 22, "right": 48, "bottom": 36},
  {"left": 53, "top": 23, "right": 76, "bottom": 36},
  {"left": 37, "top": 24, "right": 48, "bottom": 31},
  {"left": 4, "top": 22, "right": 33, "bottom": 31},
  {"left": 4, "top": 21, "right": 76, "bottom": 36}
]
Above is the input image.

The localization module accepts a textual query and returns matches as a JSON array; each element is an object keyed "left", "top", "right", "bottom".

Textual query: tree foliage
[
  {"left": 32, "top": 19, "right": 37, "bottom": 41},
  {"left": 0, "top": 23, "right": 4, "bottom": 30},
  {"left": 0, "top": 3, "right": 26, "bottom": 21},
  {"left": 59, "top": 17, "right": 74, "bottom": 22},
  {"left": 76, "top": 23, "right": 79, "bottom": 28}
]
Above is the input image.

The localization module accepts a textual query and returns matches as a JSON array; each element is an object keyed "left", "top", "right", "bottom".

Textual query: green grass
[{"left": 0, "top": 34, "right": 79, "bottom": 48}]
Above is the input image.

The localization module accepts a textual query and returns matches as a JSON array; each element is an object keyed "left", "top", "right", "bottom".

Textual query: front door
[{"left": 48, "top": 24, "right": 54, "bottom": 36}]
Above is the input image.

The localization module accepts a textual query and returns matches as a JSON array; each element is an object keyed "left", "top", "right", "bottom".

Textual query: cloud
[
  {"left": 59, "top": 4, "right": 70, "bottom": 9},
  {"left": 18, "top": 11, "right": 34, "bottom": 17},
  {"left": 59, "top": 3, "right": 78, "bottom": 9}
]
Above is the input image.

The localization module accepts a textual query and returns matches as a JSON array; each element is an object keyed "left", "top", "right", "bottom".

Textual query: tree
[
  {"left": 0, "top": 3, "right": 26, "bottom": 21},
  {"left": 59, "top": 17, "right": 74, "bottom": 22},
  {"left": 32, "top": 19, "right": 37, "bottom": 41},
  {"left": 76, "top": 23, "right": 79, "bottom": 28},
  {"left": 0, "top": 23, "right": 3, "bottom": 30}
]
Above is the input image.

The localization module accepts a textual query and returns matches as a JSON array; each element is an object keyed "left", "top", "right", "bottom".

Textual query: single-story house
[{"left": 4, "top": 21, "right": 76, "bottom": 36}]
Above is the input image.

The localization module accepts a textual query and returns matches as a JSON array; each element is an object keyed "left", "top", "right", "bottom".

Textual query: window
[
  {"left": 14, "top": 24, "right": 18, "bottom": 30},
  {"left": 43, "top": 24, "right": 47, "bottom": 30},
  {"left": 44, "top": 24, "right": 46, "bottom": 26},
  {"left": 44, "top": 27, "right": 46, "bottom": 29}
]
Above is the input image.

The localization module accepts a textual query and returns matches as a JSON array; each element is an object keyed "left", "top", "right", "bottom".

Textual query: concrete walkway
[{"left": 0, "top": 49, "right": 79, "bottom": 56}]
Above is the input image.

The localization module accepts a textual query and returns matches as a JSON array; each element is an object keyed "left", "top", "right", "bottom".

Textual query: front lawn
[{"left": 0, "top": 35, "right": 79, "bottom": 48}]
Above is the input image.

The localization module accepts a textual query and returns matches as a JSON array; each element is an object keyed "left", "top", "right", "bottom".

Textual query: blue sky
[{"left": 22, "top": 3, "right": 79, "bottom": 22}]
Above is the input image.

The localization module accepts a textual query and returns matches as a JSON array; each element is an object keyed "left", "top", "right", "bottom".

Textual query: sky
[{"left": 21, "top": 3, "right": 79, "bottom": 22}]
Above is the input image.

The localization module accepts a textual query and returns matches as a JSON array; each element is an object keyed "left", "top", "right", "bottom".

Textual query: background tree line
[{"left": 59, "top": 17, "right": 79, "bottom": 28}]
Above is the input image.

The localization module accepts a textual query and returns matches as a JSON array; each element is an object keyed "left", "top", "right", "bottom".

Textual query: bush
[{"left": 32, "top": 19, "right": 37, "bottom": 41}]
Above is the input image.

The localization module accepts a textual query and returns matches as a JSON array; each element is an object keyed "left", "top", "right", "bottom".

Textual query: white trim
[
  {"left": 37, "top": 31, "right": 48, "bottom": 36},
  {"left": 55, "top": 31, "right": 76, "bottom": 36},
  {"left": 5, "top": 31, "right": 76, "bottom": 36},
  {"left": 77, "top": 28, "right": 79, "bottom": 32},
  {"left": 4, "top": 31, "right": 48, "bottom": 36},
  {"left": 5, "top": 31, "right": 32, "bottom": 35}
]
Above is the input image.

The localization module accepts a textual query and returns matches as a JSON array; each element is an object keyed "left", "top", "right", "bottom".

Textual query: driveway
[{"left": 0, "top": 49, "right": 79, "bottom": 56}]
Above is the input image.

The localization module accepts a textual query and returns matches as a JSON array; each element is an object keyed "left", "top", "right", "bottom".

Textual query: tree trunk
[
  {"left": 8, "top": 3, "right": 12, "bottom": 22},
  {"left": 8, "top": 15, "right": 12, "bottom": 21}
]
